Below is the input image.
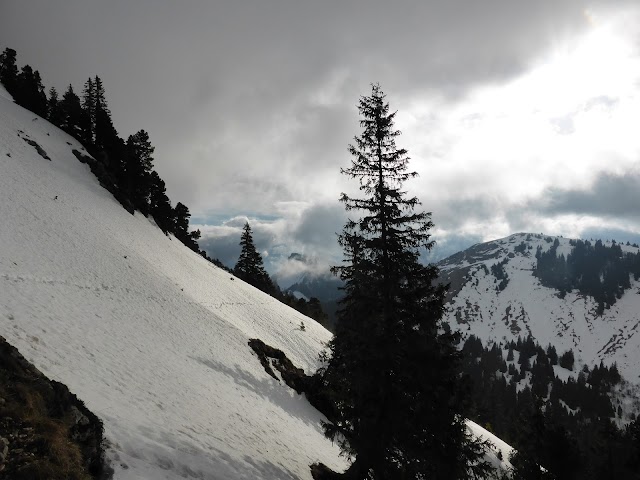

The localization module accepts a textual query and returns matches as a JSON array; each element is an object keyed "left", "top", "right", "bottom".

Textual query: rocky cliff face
[{"left": 0, "top": 336, "right": 107, "bottom": 479}]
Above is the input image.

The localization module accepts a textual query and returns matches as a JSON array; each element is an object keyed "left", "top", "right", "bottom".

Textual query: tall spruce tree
[
  {"left": 47, "top": 87, "right": 64, "bottom": 127},
  {"left": 60, "top": 84, "right": 85, "bottom": 138},
  {"left": 125, "top": 129, "right": 155, "bottom": 213},
  {"left": 0, "top": 48, "right": 19, "bottom": 96},
  {"left": 173, "top": 202, "right": 201, "bottom": 252},
  {"left": 148, "top": 171, "right": 175, "bottom": 233},
  {"left": 234, "top": 222, "right": 274, "bottom": 294},
  {"left": 82, "top": 77, "right": 96, "bottom": 144},
  {"left": 15, "top": 65, "right": 47, "bottom": 117},
  {"left": 318, "top": 84, "right": 489, "bottom": 479}
]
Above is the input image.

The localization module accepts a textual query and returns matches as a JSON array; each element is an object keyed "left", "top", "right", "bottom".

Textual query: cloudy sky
[{"left": 2, "top": 1, "right": 640, "bottom": 284}]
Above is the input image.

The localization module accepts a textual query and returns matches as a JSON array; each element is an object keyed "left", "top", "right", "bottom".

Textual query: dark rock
[
  {"left": 21, "top": 138, "right": 50, "bottom": 161},
  {"left": 248, "top": 338, "right": 337, "bottom": 424},
  {"left": 0, "top": 336, "right": 107, "bottom": 478},
  {"left": 310, "top": 462, "right": 342, "bottom": 479}
]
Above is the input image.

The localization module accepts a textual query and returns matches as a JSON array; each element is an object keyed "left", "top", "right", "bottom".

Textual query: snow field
[
  {"left": 0, "top": 89, "right": 345, "bottom": 479},
  {"left": 0, "top": 86, "right": 511, "bottom": 478}
]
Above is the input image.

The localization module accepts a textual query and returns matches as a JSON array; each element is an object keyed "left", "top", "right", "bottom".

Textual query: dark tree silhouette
[
  {"left": 124, "top": 129, "right": 155, "bottom": 213},
  {"left": 82, "top": 77, "right": 96, "bottom": 143},
  {"left": 234, "top": 222, "right": 275, "bottom": 294},
  {"left": 173, "top": 202, "right": 201, "bottom": 252},
  {"left": 317, "top": 84, "right": 490, "bottom": 479},
  {"left": 47, "top": 87, "right": 64, "bottom": 127},
  {"left": 0, "top": 47, "right": 19, "bottom": 95},
  {"left": 15, "top": 65, "right": 47, "bottom": 117},
  {"left": 148, "top": 171, "right": 175, "bottom": 234},
  {"left": 60, "top": 84, "right": 86, "bottom": 139}
]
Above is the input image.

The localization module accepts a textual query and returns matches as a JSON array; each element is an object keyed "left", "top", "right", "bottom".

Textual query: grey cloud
[
  {"left": 3, "top": 0, "right": 640, "bottom": 263},
  {"left": 199, "top": 235, "right": 240, "bottom": 270},
  {"left": 535, "top": 171, "right": 640, "bottom": 219},
  {"left": 430, "top": 196, "right": 502, "bottom": 231},
  {"left": 423, "top": 233, "right": 484, "bottom": 263},
  {"left": 1, "top": 0, "right": 617, "bottom": 212},
  {"left": 292, "top": 204, "right": 347, "bottom": 252}
]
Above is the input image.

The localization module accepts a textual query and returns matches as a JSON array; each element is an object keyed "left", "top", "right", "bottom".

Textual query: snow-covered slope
[
  {"left": 0, "top": 87, "right": 347, "bottom": 479},
  {"left": 439, "top": 233, "right": 640, "bottom": 383},
  {"left": 0, "top": 85, "right": 513, "bottom": 478}
]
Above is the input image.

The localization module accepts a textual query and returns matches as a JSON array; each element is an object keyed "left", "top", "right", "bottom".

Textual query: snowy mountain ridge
[{"left": 439, "top": 232, "right": 640, "bottom": 383}]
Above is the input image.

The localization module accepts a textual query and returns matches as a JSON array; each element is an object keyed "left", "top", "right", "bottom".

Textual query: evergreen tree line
[
  {"left": 461, "top": 335, "right": 640, "bottom": 479},
  {"left": 1, "top": 46, "right": 204, "bottom": 253},
  {"left": 535, "top": 238, "right": 640, "bottom": 313},
  {"left": 232, "top": 222, "right": 330, "bottom": 327}
]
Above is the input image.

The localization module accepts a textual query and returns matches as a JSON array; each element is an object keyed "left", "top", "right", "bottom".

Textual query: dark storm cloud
[
  {"left": 423, "top": 233, "right": 484, "bottom": 263},
  {"left": 292, "top": 203, "right": 347, "bottom": 251},
  {"left": 198, "top": 234, "right": 240, "bottom": 270},
  {"left": 1, "top": 0, "right": 610, "bottom": 210},
  {"left": 534, "top": 171, "right": 640, "bottom": 219},
  {"left": 3, "top": 0, "right": 639, "bottom": 263}
]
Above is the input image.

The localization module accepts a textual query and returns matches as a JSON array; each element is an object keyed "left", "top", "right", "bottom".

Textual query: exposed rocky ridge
[{"left": 0, "top": 336, "right": 107, "bottom": 479}]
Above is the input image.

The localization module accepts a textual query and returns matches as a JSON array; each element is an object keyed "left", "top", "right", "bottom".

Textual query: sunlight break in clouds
[{"left": 402, "top": 7, "right": 640, "bottom": 244}]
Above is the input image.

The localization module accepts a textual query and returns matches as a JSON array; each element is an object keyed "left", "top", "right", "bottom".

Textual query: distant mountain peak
[{"left": 438, "top": 233, "right": 640, "bottom": 382}]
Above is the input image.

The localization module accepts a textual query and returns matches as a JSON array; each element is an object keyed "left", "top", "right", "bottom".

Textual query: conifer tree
[
  {"left": 234, "top": 222, "right": 274, "bottom": 294},
  {"left": 125, "top": 129, "right": 155, "bottom": 213},
  {"left": 90, "top": 76, "right": 120, "bottom": 157},
  {"left": 317, "top": 84, "right": 489, "bottom": 479},
  {"left": 60, "top": 84, "right": 85, "bottom": 138},
  {"left": 47, "top": 87, "right": 64, "bottom": 127},
  {"left": 15, "top": 65, "right": 47, "bottom": 117},
  {"left": 173, "top": 202, "right": 201, "bottom": 252},
  {"left": 148, "top": 171, "right": 175, "bottom": 233},
  {"left": 82, "top": 77, "right": 96, "bottom": 144},
  {"left": 0, "top": 48, "right": 19, "bottom": 96}
]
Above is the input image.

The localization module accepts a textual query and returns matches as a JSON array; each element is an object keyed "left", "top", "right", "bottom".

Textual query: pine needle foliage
[{"left": 320, "top": 84, "right": 491, "bottom": 479}]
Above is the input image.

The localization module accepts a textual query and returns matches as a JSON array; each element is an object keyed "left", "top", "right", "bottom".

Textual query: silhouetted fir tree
[
  {"left": 92, "top": 76, "right": 117, "bottom": 152},
  {"left": 82, "top": 77, "right": 96, "bottom": 143},
  {"left": 0, "top": 47, "right": 19, "bottom": 96},
  {"left": 148, "top": 171, "right": 175, "bottom": 233},
  {"left": 125, "top": 129, "right": 155, "bottom": 213},
  {"left": 173, "top": 202, "right": 201, "bottom": 252},
  {"left": 60, "top": 84, "right": 85, "bottom": 138},
  {"left": 15, "top": 65, "right": 47, "bottom": 117},
  {"left": 317, "top": 84, "right": 490, "bottom": 480},
  {"left": 234, "top": 223, "right": 275, "bottom": 294},
  {"left": 47, "top": 87, "right": 64, "bottom": 127}
]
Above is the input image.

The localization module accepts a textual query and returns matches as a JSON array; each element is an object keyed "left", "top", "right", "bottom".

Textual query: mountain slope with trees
[
  {"left": 438, "top": 232, "right": 640, "bottom": 382},
  {"left": 0, "top": 46, "right": 203, "bottom": 254},
  {"left": 0, "top": 78, "right": 347, "bottom": 479}
]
